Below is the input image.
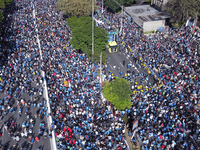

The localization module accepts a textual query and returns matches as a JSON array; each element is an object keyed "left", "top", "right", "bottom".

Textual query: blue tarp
[{"left": 157, "top": 27, "right": 166, "bottom": 32}]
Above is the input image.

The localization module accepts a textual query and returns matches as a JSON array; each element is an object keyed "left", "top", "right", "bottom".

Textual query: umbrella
[
  {"left": 16, "top": 136, "right": 20, "bottom": 141},
  {"left": 35, "top": 137, "right": 39, "bottom": 142}
]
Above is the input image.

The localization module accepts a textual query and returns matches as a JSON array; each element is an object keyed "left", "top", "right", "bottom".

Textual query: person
[{"left": 123, "top": 60, "right": 125, "bottom": 66}]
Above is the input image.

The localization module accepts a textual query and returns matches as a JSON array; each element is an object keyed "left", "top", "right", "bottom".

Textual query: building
[{"left": 124, "top": 5, "right": 170, "bottom": 32}]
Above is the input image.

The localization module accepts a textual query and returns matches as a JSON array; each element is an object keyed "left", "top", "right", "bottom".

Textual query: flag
[{"left": 132, "top": 120, "right": 138, "bottom": 131}]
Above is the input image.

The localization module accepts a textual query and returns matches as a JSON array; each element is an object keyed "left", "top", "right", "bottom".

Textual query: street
[{"left": 106, "top": 45, "right": 155, "bottom": 89}]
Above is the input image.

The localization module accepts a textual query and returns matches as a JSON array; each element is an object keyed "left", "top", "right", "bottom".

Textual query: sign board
[{"left": 132, "top": 120, "right": 138, "bottom": 131}]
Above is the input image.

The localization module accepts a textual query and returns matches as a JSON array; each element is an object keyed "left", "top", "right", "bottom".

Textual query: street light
[
  {"left": 110, "top": 0, "right": 123, "bottom": 33},
  {"left": 92, "top": 0, "right": 94, "bottom": 61},
  {"left": 120, "top": 5, "right": 123, "bottom": 33},
  {"left": 102, "top": 0, "right": 103, "bottom": 13},
  {"left": 100, "top": 52, "right": 102, "bottom": 84}
]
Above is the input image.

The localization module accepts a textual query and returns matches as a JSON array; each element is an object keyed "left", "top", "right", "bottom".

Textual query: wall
[{"left": 143, "top": 20, "right": 165, "bottom": 32}]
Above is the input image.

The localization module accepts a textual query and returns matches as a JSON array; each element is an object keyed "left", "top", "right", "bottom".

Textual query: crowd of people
[
  {"left": 0, "top": 0, "right": 53, "bottom": 149},
  {"left": 95, "top": 1, "right": 200, "bottom": 149},
  {"left": 34, "top": 0, "right": 129, "bottom": 149},
  {"left": 1, "top": 0, "right": 200, "bottom": 149}
]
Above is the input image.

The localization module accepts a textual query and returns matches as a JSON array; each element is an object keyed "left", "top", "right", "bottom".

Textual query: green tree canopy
[
  {"left": 67, "top": 16, "right": 108, "bottom": 63},
  {"left": 56, "top": 0, "right": 97, "bottom": 17},
  {"left": 165, "top": 0, "right": 200, "bottom": 22},
  {"left": 0, "top": 0, "right": 13, "bottom": 8},
  {"left": 104, "top": 0, "right": 137, "bottom": 12},
  {"left": 102, "top": 78, "right": 132, "bottom": 110},
  {"left": 0, "top": 0, "right": 13, "bottom": 23}
]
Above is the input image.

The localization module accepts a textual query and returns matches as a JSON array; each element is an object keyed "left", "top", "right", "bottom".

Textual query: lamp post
[
  {"left": 100, "top": 52, "right": 102, "bottom": 84},
  {"left": 120, "top": 5, "right": 123, "bottom": 33},
  {"left": 112, "top": 0, "right": 123, "bottom": 33},
  {"left": 102, "top": 0, "right": 103, "bottom": 13},
  {"left": 92, "top": 0, "right": 94, "bottom": 61}
]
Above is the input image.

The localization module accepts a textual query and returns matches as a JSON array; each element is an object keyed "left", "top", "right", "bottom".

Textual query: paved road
[
  {"left": 0, "top": 82, "right": 51, "bottom": 150},
  {"left": 106, "top": 46, "right": 155, "bottom": 87},
  {"left": 0, "top": 0, "right": 51, "bottom": 149}
]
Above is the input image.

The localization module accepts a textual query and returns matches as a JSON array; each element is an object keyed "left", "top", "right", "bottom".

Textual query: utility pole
[
  {"left": 102, "top": 0, "right": 103, "bottom": 13},
  {"left": 92, "top": 0, "right": 94, "bottom": 61},
  {"left": 120, "top": 5, "right": 123, "bottom": 33},
  {"left": 100, "top": 52, "right": 102, "bottom": 84}
]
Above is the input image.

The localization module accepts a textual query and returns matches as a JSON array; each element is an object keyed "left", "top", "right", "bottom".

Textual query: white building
[{"left": 124, "top": 5, "right": 170, "bottom": 32}]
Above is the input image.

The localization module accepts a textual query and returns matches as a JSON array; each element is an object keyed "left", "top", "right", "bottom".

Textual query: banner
[
  {"left": 64, "top": 80, "right": 68, "bottom": 87},
  {"left": 108, "top": 29, "right": 119, "bottom": 35},
  {"left": 131, "top": 128, "right": 138, "bottom": 139},
  {"left": 132, "top": 120, "right": 138, "bottom": 131}
]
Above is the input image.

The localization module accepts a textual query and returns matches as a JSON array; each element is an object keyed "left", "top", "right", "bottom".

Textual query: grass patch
[{"left": 144, "top": 30, "right": 155, "bottom": 34}]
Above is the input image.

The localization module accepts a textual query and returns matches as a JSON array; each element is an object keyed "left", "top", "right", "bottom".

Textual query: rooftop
[{"left": 124, "top": 5, "right": 170, "bottom": 26}]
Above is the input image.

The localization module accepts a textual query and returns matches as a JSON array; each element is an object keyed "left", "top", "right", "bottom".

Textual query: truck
[{"left": 107, "top": 34, "right": 118, "bottom": 53}]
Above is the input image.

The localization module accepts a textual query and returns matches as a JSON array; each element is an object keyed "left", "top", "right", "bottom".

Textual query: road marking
[
  {"left": 120, "top": 63, "right": 123, "bottom": 67},
  {"left": 3, "top": 126, "right": 4, "bottom": 136},
  {"left": 109, "top": 65, "right": 113, "bottom": 70}
]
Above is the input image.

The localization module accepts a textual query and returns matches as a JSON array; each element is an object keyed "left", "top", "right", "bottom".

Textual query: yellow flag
[{"left": 64, "top": 80, "right": 68, "bottom": 87}]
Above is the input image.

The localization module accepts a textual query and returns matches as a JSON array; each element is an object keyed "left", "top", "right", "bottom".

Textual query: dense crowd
[
  {"left": 34, "top": 0, "right": 128, "bottom": 149},
  {"left": 95, "top": 1, "right": 200, "bottom": 149},
  {"left": 0, "top": 0, "right": 52, "bottom": 149},
  {"left": 0, "top": 0, "right": 200, "bottom": 149}
]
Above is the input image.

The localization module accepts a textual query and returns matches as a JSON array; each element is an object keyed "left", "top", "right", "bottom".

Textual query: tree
[
  {"left": 104, "top": 0, "right": 137, "bottom": 12},
  {"left": 102, "top": 78, "right": 132, "bottom": 110},
  {"left": 165, "top": 0, "right": 200, "bottom": 23},
  {"left": 67, "top": 16, "right": 108, "bottom": 63},
  {"left": 56, "top": 0, "right": 97, "bottom": 17},
  {"left": 0, "top": 0, "right": 13, "bottom": 23}
]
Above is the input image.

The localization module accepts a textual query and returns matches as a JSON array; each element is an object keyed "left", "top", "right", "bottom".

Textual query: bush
[{"left": 102, "top": 78, "right": 132, "bottom": 110}]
